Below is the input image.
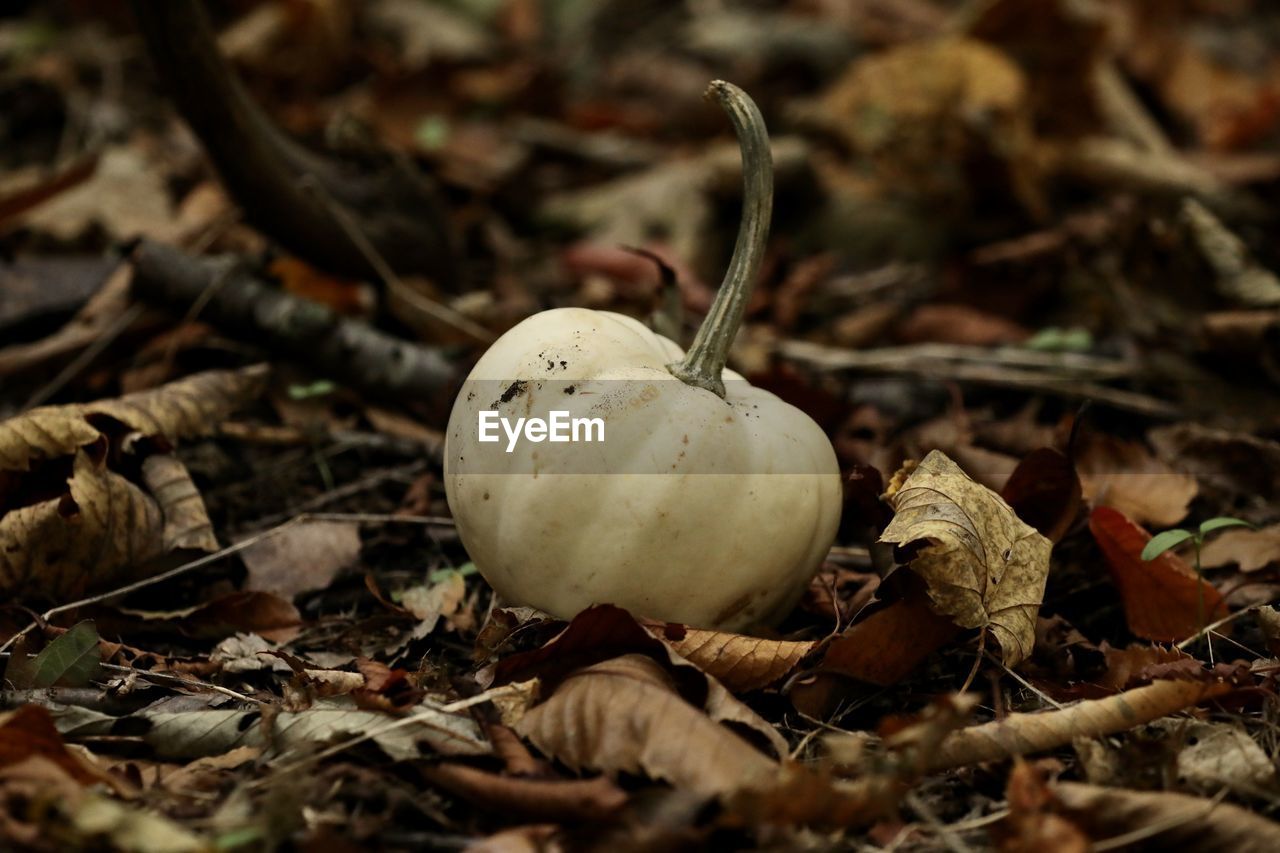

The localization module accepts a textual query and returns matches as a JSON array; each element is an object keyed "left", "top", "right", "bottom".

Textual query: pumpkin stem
[{"left": 668, "top": 81, "right": 772, "bottom": 398}]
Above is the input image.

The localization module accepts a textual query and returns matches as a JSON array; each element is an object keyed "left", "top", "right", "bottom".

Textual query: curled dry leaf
[
  {"left": 1052, "top": 782, "right": 1280, "bottom": 852},
  {"left": 0, "top": 366, "right": 268, "bottom": 601},
  {"left": 880, "top": 449, "right": 1052, "bottom": 665},
  {"left": 514, "top": 654, "right": 779, "bottom": 798},
  {"left": 649, "top": 623, "right": 816, "bottom": 692},
  {"left": 0, "top": 705, "right": 117, "bottom": 789},
  {"left": 1089, "top": 507, "right": 1229, "bottom": 643},
  {"left": 923, "top": 678, "right": 1233, "bottom": 773},
  {"left": 239, "top": 519, "right": 362, "bottom": 599},
  {"left": 1076, "top": 435, "right": 1197, "bottom": 528}
]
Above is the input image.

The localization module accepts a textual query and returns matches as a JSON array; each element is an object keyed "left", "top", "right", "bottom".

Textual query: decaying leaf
[
  {"left": 921, "top": 678, "right": 1234, "bottom": 773},
  {"left": 1052, "top": 782, "right": 1280, "bottom": 852},
  {"left": 0, "top": 366, "right": 267, "bottom": 601},
  {"left": 515, "top": 654, "right": 779, "bottom": 798},
  {"left": 1199, "top": 523, "right": 1280, "bottom": 573},
  {"left": 0, "top": 705, "right": 116, "bottom": 788},
  {"left": 880, "top": 449, "right": 1052, "bottom": 664},
  {"left": 994, "top": 760, "right": 1090, "bottom": 853},
  {"left": 1076, "top": 434, "right": 1198, "bottom": 527},
  {"left": 4, "top": 621, "right": 102, "bottom": 689},
  {"left": 239, "top": 519, "right": 362, "bottom": 599},
  {"left": 648, "top": 623, "right": 816, "bottom": 692},
  {"left": 1152, "top": 719, "right": 1277, "bottom": 795},
  {"left": 48, "top": 700, "right": 487, "bottom": 761},
  {"left": 1089, "top": 507, "right": 1230, "bottom": 643}
]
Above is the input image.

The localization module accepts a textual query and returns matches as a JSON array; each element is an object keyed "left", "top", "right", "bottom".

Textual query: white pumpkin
[{"left": 444, "top": 82, "right": 842, "bottom": 631}]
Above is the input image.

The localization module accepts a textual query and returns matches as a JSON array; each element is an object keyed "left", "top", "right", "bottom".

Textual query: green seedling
[{"left": 1142, "top": 516, "right": 1252, "bottom": 636}]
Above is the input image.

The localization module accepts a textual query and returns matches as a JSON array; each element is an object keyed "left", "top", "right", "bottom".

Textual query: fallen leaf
[
  {"left": 880, "top": 450, "right": 1052, "bottom": 664},
  {"left": 401, "top": 569, "right": 468, "bottom": 637},
  {"left": 419, "top": 762, "right": 627, "bottom": 823},
  {"left": 50, "top": 700, "right": 487, "bottom": 761},
  {"left": 993, "top": 761, "right": 1090, "bottom": 853},
  {"left": 1052, "top": 782, "right": 1280, "bottom": 851},
  {"left": 895, "top": 304, "right": 1030, "bottom": 346},
  {"left": 0, "top": 705, "right": 112, "bottom": 787},
  {"left": 920, "top": 678, "right": 1234, "bottom": 773},
  {"left": 0, "top": 366, "right": 267, "bottom": 600},
  {"left": 1000, "top": 447, "right": 1082, "bottom": 543},
  {"left": 515, "top": 654, "right": 778, "bottom": 798},
  {"left": 239, "top": 519, "right": 361, "bottom": 599},
  {"left": 1199, "top": 524, "right": 1280, "bottom": 573},
  {"left": 649, "top": 623, "right": 816, "bottom": 692},
  {"left": 1153, "top": 719, "right": 1277, "bottom": 795},
  {"left": 1149, "top": 423, "right": 1280, "bottom": 504},
  {"left": 3, "top": 621, "right": 102, "bottom": 689},
  {"left": 117, "top": 591, "right": 302, "bottom": 643},
  {"left": 18, "top": 145, "right": 177, "bottom": 242},
  {"left": 817, "top": 579, "right": 960, "bottom": 688},
  {"left": 1076, "top": 434, "right": 1197, "bottom": 527},
  {"left": 1089, "top": 507, "right": 1229, "bottom": 643}
]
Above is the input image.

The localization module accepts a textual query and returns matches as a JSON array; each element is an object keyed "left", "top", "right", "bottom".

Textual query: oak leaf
[{"left": 880, "top": 450, "right": 1052, "bottom": 665}]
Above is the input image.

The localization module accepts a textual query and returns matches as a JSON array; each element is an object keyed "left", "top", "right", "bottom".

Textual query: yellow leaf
[{"left": 880, "top": 449, "right": 1051, "bottom": 665}]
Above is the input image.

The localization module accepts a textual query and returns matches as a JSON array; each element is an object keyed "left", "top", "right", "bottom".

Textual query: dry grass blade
[{"left": 920, "top": 679, "right": 1232, "bottom": 773}]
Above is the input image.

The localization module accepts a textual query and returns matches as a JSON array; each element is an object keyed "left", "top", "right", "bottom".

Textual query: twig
[
  {"left": 779, "top": 340, "right": 1181, "bottom": 417},
  {"left": 128, "top": 0, "right": 456, "bottom": 282},
  {"left": 131, "top": 240, "right": 456, "bottom": 400}
]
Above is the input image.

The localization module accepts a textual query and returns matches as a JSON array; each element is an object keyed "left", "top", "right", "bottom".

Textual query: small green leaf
[
  {"left": 1142, "top": 529, "right": 1195, "bottom": 561},
  {"left": 287, "top": 379, "right": 336, "bottom": 400},
  {"left": 429, "top": 562, "right": 477, "bottom": 584},
  {"left": 1198, "top": 517, "right": 1252, "bottom": 536},
  {"left": 26, "top": 621, "right": 103, "bottom": 688}
]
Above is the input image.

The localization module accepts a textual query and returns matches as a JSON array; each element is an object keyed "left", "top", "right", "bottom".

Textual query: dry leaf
[
  {"left": 650, "top": 624, "right": 816, "bottom": 692},
  {"left": 1149, "top": 423, "right": 1280, "bottom": 504},
  {"left": 880, "top": 449, "right": 1052, "bottom": 665},
  {"left": 515, "top": 654, "right": 778, "bottom": 798},
  {"left": 1151, "top": 719, "right": 1277, "bottom": 795},
  {"left": 1199, "top": 524, "right": 1280, "bottom": 573},
  {"left": 1077, "top": 435, "right": 1197, "bottom": 527},
  {"left": 239, "top": 519, "right": 362, "bottom": 599},
  {"left": 0, "top": 366, "right": 267, "bottom": 600},
  {"left": 994, "top": 761, "right": 1090, "bottom": 853},
  {"left": 1052, "top": 782, "right": 1280, "bottom": 852},
  {"left": 1089, "top": 507, "right": 1230, "bottom": 643},
  {"left": 923, "top": 678, "right": 1233, "bottom": 773},
  {"left": 1000, "top": 447, "right": 1082, "bottom": 544},
  {"left": 0, "top": 705, "right": 114, "bottom": 789}
]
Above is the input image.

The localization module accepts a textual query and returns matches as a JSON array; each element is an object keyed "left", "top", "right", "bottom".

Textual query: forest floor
[{"left": 4, "top": 1, "right": 1280, "bottom": 850}]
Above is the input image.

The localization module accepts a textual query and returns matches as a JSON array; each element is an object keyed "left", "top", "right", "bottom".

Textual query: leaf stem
[{"left": 667, "top": 81, "right": 773, "bottom": 397}]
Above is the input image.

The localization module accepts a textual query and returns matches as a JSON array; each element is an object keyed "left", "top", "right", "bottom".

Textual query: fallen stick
[{"left": 131, "top": 240, "right": 455, "bottom": 401}]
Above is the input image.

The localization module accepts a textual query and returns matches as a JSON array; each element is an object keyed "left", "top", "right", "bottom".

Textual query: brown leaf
[
  {"left": 818, "top": 580, "right": 960, "bottom": 687},
  {"left": 1199, "top": 524, "right": 1280, "bottom": 573},
  {"left": 880, "top": 450, "right": 1052, "bottom": 664},
  {"left": 420, "top": 762, "right": 627, "bottom": 823},
  {"left": 1077, "top": 435, "right": 1197, "bottom": 527},
  {"left": 895, "top": 304, "right": 1030, "bottom": 346},
  {"left": 1052, "top": 782, "right": 1280, "bottom": 852},
  {"left": 1000, "top": 447, "right": 1082, "bottom": 543},
  {"left": 1149, "top": 423, "right": 1280, "bottom": 504},
  {"left": 514, "top": 654, "right": 779, "bottom": 798},
  {"left": 118, "top": 591, "right": 302, "bottom": 643},
  {"left": 993, "top": 761, "right": 1090, "bottom": 853},
  {"left": 239, "top": 519, "right": 361, "bottom": 599},
  {"left": 922, "top": 679, "right": 1232, "bottom": 773},
  {"left": 650, "top": 624, "right": 816, "bottom": 692},
  {"left": 0, "top": 366, "right": 268, "bottom": 600},
  {"left": 1089, "top": 507, "right": 1229, "bottom": 643},
  {"left": 0, "top": 705, "right": 114, "bottom": 789}
]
